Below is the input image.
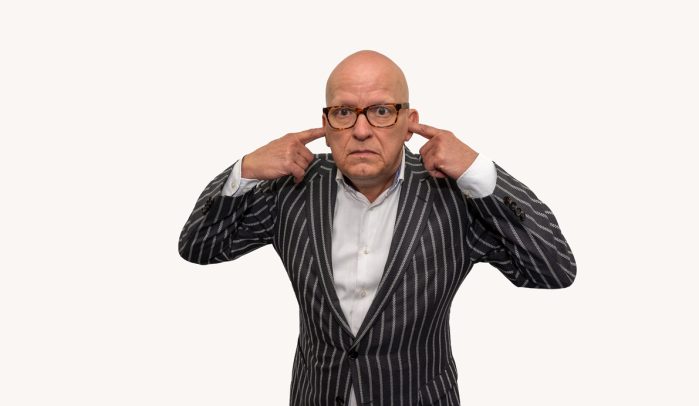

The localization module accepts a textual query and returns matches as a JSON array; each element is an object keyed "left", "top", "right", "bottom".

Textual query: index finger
[
  {"left": 408, "top": 122, "right": 441, "bottom": 139},
  {"left": 296, "top": 127, "right": 326, "bottom": 144}
]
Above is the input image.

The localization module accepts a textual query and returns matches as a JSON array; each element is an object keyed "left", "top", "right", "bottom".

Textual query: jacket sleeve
[
  {"left": 466, "top": 162, "right": 576, "bottom": 288},
  {"left": 178, "top": 160, "right": 278, "bottom": 265}
]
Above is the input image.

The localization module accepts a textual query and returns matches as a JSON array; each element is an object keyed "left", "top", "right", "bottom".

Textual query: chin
[{"left": 342, "top": 163, "right": 380, "bottom": 179}]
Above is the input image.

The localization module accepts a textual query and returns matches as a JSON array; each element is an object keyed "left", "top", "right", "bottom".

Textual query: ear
[{"left": 404, "top": 108, "right": 419, "bottom": 142}]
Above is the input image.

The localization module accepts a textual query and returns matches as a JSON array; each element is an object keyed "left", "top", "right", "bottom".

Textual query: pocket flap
[{"left": 418, "top": 364, "right": 458, "bottom": 405}]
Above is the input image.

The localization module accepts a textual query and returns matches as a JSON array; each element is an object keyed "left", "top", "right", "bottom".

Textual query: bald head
[{"left": 325, "top": 50, "right": 409, "bottom": 105}]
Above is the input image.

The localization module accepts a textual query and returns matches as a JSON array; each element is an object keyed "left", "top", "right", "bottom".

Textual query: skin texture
[{"left": 241, "top": 50, "right": 479, "bottom": 203}]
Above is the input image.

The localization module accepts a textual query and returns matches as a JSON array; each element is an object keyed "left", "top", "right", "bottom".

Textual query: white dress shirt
[{"left": 221, "top": 147, "right": 496, "bottom": 405}]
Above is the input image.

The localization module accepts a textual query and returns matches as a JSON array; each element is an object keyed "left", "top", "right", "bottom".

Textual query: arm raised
[
  {"left": 178, "top": 128, "right": 325, "bottom": 265},
  {"left": 178, "top": 160, "right": 279, "bottom": 265},
  {"left": 466, "top": 162, "right": 577, "bottom": 288}
]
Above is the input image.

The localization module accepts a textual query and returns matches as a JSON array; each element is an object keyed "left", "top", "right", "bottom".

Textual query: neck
[
  {"left": 344, "top": 156, "right": 401, "bottom": 203},
  {"left": 346, "top": 173, "right": 396, "bottom": 203}
]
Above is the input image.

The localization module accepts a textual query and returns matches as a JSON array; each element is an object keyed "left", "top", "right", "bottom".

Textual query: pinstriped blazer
[{"left": 178, "top": 148, "right": 576, "bottom": 405}]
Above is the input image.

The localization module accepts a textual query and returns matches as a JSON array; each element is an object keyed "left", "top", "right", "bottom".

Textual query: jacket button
[
  {"left": 509, "top": 201, "right": 517, "bottom": 210},
  {"left": 515, "top": 207, "right": 523, "bottom": 216},
  {"left": 504, "top": 196, "right": 511, "bottom": 204},
  {"left": 519, "top": 212, "right": 526, "bottom": 221},
  {"left": 348, "top": 350, "right": 358, "bottom": 359},
  {"left": 335, "top": 396, "right": 344, "bottom": 404}
]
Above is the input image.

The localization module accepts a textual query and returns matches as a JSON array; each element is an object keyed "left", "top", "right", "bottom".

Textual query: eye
[
  {"left": 374, "top": 106, "right": 390, "bottom": 117},
  {"left": 331, "top": 107, "right": 354, "bottom": 118}
]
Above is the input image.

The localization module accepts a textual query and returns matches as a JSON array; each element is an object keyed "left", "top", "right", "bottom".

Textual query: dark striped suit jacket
[{"left": 178, "top": 148, "right": 576, "bottom": 405}]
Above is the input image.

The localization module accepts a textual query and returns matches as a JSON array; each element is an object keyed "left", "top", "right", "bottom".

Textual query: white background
[{"left": 1, "top": 1, "right": 697, "bottom": 404}]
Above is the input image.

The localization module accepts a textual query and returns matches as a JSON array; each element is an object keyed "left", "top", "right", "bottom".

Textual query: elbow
[
  {"left": 557, "top": 274, "right": 575, "bottom": 288},
  {"left": 560, "top": 259, "right": 577, "bottom": 288},
  {"left": 557, "top": 247, "right": 577, "bottom": 288},
  {"left": 548, "top": 257, "right": 576, "bottom": 289},
  {"left": 178, "top": 237, "right": 211, "bottom": 266},
  {"left": 178, "top": 222, "right": 217, "bottom": 265},
  {"left": 179, "top": 248, "right": 212, "bottom": 266},
  {"left": 546, "top": 244, "right": 577, "bottom": 289}
]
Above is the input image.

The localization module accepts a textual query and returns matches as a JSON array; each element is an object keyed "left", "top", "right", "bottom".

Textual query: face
[{"left": 323, "top": 59, "right": 418, "bottom": 189}]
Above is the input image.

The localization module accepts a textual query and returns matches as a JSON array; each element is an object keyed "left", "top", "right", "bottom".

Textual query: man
[{"left": 178, "top": 50, "right": 576, "bottom": 406}]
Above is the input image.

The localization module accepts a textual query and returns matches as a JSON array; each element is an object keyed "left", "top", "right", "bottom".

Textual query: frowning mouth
[{"left": 349, "top": 150, "right": 378, "bottom": 155}]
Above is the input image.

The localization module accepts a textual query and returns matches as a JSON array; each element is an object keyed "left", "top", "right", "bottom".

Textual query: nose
[{"left": 352, "top": 113, "right": 372, "bottom": 140}]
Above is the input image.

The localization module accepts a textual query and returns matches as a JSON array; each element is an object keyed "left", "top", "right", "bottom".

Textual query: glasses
[{"left": 323, "top": 103, "right": 409, "bottom": 130}]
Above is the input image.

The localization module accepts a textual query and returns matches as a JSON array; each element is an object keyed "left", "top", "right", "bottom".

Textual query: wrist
[{"left": 240, "top": 154, "right": 255, "bottom": 179}]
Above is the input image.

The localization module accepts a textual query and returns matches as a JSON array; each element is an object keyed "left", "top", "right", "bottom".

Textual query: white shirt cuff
[
  {"left": 456, "top": 153, "right": 497, "bottom": 198},
  {"left": 221, "top": 158, "right": 262, "bottom": 197}
]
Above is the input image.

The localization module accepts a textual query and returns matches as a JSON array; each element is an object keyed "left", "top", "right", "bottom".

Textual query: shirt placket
[{"left": 352, "top": 202, "right": 370, "bottom": 333}]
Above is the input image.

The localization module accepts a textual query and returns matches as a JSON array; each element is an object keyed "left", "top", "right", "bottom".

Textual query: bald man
[{"left": 178, "top": 50, "right": 576, "bottom": 406}]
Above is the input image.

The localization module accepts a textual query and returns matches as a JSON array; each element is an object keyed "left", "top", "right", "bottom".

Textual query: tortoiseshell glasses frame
[{"left": 322, "top": 102, "right": 410, "bottom": 130}]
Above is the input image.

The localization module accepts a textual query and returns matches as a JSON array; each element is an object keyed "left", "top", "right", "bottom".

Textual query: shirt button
[
  {"left": 359, "top": 289, "right": 367, "bottom": 297},
  {"left": 363, "top": 247, "right": 369, "bottom": 255}
]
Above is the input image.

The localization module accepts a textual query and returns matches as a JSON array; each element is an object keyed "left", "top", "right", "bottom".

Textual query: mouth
[{"left": 349, "top": 150, "right": 378, "bottom": 155}]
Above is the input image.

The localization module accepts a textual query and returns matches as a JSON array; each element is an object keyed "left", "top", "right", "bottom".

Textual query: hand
[
  {"left": 409, "top": 122, "right": 479, "bottom": 180},
  {"left": 241, "top": 128, "right": 325, "bottom": 183}
]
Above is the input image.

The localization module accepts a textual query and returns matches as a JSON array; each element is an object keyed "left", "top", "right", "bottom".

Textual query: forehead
[
  {"left": 326, "top": 63, "right": 406, "bottom": 106},
  {"left": 330, "top": 87, "right": 398, "bottom": 106}
]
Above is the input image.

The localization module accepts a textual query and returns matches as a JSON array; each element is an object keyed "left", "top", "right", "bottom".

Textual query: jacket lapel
[
  {"left": 305, "top": 150, "right": 434, "bottom": 343},
  {"left": 305, "top": 159, "right": 354, "bottom": 336},
  {"left": 352, "top": 150, "right": 433, "bottom": 346}
]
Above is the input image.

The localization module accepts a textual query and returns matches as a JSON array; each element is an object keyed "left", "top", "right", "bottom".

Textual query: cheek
[
  {"left": 324, "top": 133, "right": 338, "bottom": 148},
  {"left": 327, "top": 133, "right": 350, "bottom": 152},
  {"left": 378, "top": 131, "right": 404, "bottom": 153}
]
